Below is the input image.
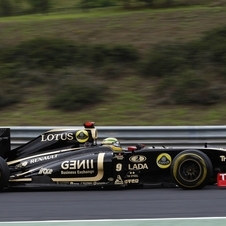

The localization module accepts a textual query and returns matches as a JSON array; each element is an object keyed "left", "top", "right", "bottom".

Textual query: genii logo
[{"left": 129, "top": 155, "right": 147, "bottom": 163}]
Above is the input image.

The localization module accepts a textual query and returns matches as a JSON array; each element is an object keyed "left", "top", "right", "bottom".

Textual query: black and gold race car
[{"left": 0, "top": 122, "right": 226, "bottom": 191}]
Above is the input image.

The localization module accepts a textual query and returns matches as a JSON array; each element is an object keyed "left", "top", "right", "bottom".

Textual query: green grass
[
  {"left": 1, "top": 5, "right": 226, "bottom": 126},
  {"left": 1, "top": 74, "right": 226, "bottom": 126}
]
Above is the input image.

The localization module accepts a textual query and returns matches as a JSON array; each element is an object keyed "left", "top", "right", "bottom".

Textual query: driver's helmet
[{"left": 101, "top": 137, "right": 122, "bottom": 151}]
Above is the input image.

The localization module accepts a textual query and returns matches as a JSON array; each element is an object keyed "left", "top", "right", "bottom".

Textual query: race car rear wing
[{"left": 0, "top": 128, "right": 11, "bottom": 159}]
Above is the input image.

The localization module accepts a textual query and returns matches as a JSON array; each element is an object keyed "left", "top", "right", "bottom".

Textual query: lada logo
[
  {"left": 128, "top": 163, "right": 148, "bottom": 170},
  {"left": 129, "top": 155, "right": 147, "bottom": 163}
]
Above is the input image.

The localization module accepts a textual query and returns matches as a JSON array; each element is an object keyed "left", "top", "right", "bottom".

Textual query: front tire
[
  {"left": 171, "top": 150, "right": 213, "bottom": 190},
  {"left": 0, "top": 157, "right": 9, "bottom": 191}
]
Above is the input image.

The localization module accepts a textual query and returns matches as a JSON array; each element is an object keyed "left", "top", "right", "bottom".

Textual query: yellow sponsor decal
[
  {"left": 76, "top": 130, "right": 89, "bottom": 143},
  {"left": 156, "top": 153, "right": 172, "bottom": 169}
]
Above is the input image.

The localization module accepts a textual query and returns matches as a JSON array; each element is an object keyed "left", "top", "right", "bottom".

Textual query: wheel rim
[{"left": 178, "top": 159, "right": 202, "bottom": 182}]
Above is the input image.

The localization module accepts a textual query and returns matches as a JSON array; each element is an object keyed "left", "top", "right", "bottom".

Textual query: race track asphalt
[{"left": 0, "top": 185, "right": 225, "bottom": 222}]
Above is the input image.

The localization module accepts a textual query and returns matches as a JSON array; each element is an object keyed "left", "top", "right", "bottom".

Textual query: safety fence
[{"left": 2, "top": 125, "right": 226, "bottom": 149}]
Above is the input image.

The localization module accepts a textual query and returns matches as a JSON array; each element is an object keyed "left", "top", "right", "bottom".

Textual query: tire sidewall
[
  {"left": 171, "top": 150, "right": 212, "bottom": 189},
  {"left": 0, "top": 157, "right": 10, "bottom": 191}
]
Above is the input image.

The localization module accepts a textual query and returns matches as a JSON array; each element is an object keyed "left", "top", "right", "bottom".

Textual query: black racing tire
[
  {"left": 170, "top": 150, "right": 213, "bottom": 190},
  {"left": 0, "top": 157, "right": 10, "bottom": 191}
]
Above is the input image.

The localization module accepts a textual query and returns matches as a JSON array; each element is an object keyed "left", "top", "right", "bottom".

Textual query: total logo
[
  {"left": 38, "top": 168, "right": 53, "bottom": 175},
  {"left": 220, "top": 156, "right": 226, "bottom": 162},
  {"left": 220, "top": 174, "right": 226, "bottom": 180}
]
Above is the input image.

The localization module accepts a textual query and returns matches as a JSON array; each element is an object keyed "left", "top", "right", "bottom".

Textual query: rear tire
[
  {"left": 0, "top": 157, "right": 9, "bottom": 191},
  {"left": 171, "top": 150, "right": 213, "bottom": 190}
]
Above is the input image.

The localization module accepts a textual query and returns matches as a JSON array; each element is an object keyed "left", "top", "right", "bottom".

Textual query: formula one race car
[{"left": 0, "top": 122, "right": 226, "bottom": 191}]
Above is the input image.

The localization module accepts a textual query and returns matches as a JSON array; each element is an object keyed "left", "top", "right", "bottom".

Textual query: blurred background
[{"left": 0, "top": 0, "right": 226, "bottom": 126}]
